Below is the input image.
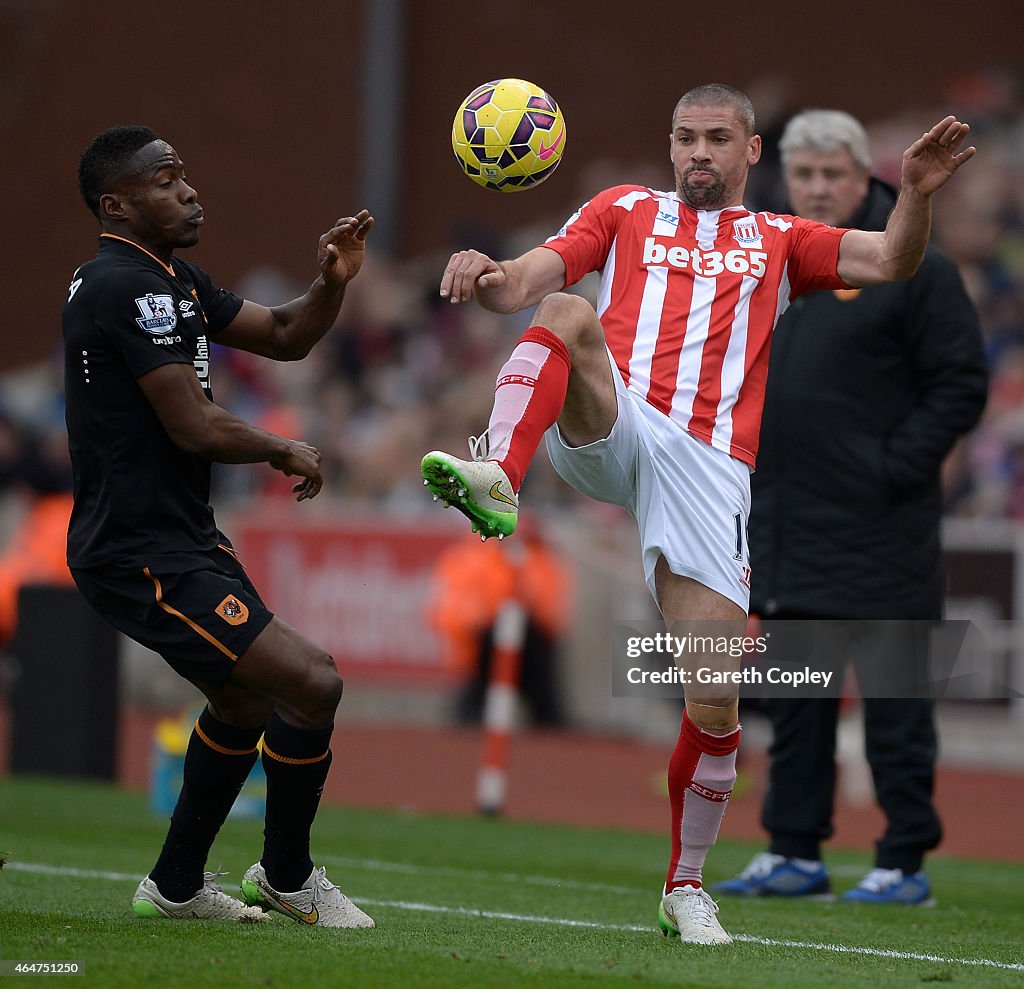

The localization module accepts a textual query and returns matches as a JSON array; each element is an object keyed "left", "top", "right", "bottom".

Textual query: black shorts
[{"left": 72, "top": 541, "right": 274, "bottom": 689}]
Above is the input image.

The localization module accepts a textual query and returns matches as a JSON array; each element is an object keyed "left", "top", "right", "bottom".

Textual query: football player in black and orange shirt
[{"left": 64, "top": 125, "right": 373, "bottom": 927}]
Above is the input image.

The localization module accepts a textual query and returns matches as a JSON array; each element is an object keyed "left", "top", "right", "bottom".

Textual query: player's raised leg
[
  {"left": 421, "top": 292, "right": 616, "bottom": 539},
  {"left": 655, "top": 562, "right": 744, "bottom": 945}
]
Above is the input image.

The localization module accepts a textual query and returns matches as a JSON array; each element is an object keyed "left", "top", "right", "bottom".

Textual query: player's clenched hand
[
  {"left": 901, "top": 116, "right": 976, "bottom": 197},
  {"left": 319, "top": 210, "right": 374, "bottom": 287},
  {"left": 440, "top": 250, "right": 506, "bottom": 304},
  {"left": 269, "top": 440, "right": 324, "bottom": 501}
]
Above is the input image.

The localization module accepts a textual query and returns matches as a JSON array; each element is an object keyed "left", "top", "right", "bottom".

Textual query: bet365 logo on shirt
[{"left": 642, "top": 238, "right": 768, "bottom": 278}]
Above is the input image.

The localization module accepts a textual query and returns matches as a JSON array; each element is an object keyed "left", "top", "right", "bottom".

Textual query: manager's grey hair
[{"left": 779, "top": 109, "right": 872, "bottom": 170}]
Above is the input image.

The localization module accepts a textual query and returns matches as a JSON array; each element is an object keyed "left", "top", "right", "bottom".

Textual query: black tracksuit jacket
[{"left": 748, "top": 179, "right": 989, "bottom": 620}]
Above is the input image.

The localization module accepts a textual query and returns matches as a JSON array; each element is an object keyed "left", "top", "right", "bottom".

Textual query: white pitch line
[
  {"left": 5, "top": 861, "right": 1023, "bottom": 973},
  {"left": 321, "top": 854, "right": 865, "bottom": 887},
  {"left": 7, "top": 862, "right": 141, "bottom": 882},
  {"left": 319, "top": 854, "right": 642, "bottom": 895},
  {"left": 357, "top": 897, "right": 1024, "bottom": 972}
]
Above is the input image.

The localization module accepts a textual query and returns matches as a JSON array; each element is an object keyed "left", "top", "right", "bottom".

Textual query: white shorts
[{"left": 544, "top": 356, "right": 751, "bottom": 612}]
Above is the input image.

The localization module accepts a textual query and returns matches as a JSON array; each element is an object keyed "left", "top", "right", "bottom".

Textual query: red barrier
[{"left": 232, "top": 512, "right": 460, "bottom": 685}]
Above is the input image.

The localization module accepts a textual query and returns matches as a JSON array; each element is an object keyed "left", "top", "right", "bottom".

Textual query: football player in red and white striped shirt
[{"left": 421, "top": 83, "right": 974, "bottom": 944}]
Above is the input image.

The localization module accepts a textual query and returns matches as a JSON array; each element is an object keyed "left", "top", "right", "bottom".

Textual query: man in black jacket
[{"left": 713, "top": 110, "right": 988, "bottom": 905}]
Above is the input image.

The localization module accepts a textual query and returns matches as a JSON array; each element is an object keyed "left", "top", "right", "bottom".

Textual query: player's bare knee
[
  {"left": 281, "top": 648, "right": 342, "bottom": 728},
  {"left": 686, "top": 698, "right": 739, "bottom": 734},
  {"left": 320, "top": 661, "right": 344, "bottom": 712},
  {"left": 307, "top": 651, "right": 343, "bottom": 716}
]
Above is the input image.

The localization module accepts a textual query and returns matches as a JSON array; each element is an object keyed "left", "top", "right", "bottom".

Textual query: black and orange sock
[
  {"left": 149, "top": 707, "right": 263, "bottom": 902},
  {"left": 260, "top": 713, "right": 334, "bottom": 893}
]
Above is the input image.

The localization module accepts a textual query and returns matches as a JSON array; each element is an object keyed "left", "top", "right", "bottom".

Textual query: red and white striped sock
[
  {"left": 665, "top": 711, "right": 740, "bottom": 892},
  {"left": 485, "top": 326, "right": 571, "bottom": 492}
]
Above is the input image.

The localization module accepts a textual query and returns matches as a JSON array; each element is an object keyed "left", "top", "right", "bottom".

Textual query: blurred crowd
[
  {"left": 860, "top": 67, "right": 1024, "bottom": 520},
  {"left": 1, "top": 66, "right": 1023, "bottom": 536}
]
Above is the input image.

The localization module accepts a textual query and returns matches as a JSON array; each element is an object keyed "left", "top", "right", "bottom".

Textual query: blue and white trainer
[
  {"left": 712, "top": 852, "right": 833, "bottom": 898},
  {"left": 840, "top": 868, "right": 935, "bottom": 906}
]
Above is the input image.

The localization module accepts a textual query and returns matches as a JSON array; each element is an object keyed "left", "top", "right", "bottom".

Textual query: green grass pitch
[{"left": 0, "top": 775, "right": 1022, "bottom": 988}]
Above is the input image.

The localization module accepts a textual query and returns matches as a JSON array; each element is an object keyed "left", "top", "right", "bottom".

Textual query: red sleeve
[
  {"left": 783, "top": 215, "right": 851, "bottom": 298},
  {"left": 540, "top": 185, "right": 646, "bottom": 288}
]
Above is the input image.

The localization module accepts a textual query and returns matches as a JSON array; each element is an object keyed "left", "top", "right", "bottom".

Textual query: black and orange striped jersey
[{"left": 62, "top": 234, "right": 243, "bottom": 568}]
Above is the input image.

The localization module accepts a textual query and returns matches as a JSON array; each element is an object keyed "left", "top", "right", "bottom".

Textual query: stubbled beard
[{"left": 679, "top": 168, "right": 728, "bottom": 209}]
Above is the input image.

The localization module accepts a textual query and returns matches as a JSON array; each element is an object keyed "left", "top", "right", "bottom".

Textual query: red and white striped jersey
[{"left": 541, "top": 184, "right": 849, "bottom": 466}]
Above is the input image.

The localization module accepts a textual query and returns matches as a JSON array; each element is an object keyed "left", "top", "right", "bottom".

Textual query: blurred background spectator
[
  {"left": 0, "top": 411, "right": 74, "bottom": 648},
  {"left": 428, "top": 517, "right": 573, "bottom": 727}
]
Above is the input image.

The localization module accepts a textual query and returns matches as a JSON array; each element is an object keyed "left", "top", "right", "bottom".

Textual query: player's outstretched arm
[
  {"left": 138, "top": 362, "right": 323, "bottom": 500},
  {"left": 837, "top": 116, "right": 975, "bottom": 288},
  {"left": 440, "top": 246, "right": 566, "bottom": 314},
  {"left": 216, "top": 210, "right": 374, "bottom": 361}
]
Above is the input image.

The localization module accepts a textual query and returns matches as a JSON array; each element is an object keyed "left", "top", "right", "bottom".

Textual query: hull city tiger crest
[
  {"left": 135, "top": 293, "right": 178, "bottom": 334},
  {"left": 216, "top": 595, "right": 250, "bottom": 626}
]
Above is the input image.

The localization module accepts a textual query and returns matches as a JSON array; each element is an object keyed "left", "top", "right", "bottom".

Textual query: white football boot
[
  {"left": 241, "top": 863, "right": 374, "bottom": 928},
  {"left": 658, "top": 884, "right": 733, "bottom": 945},
  {"left": 132, "top": 872, "right": 268, "bottom": 922},
  {"left": 421, "top": 431, "right": 518, "bottom": 541}
]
